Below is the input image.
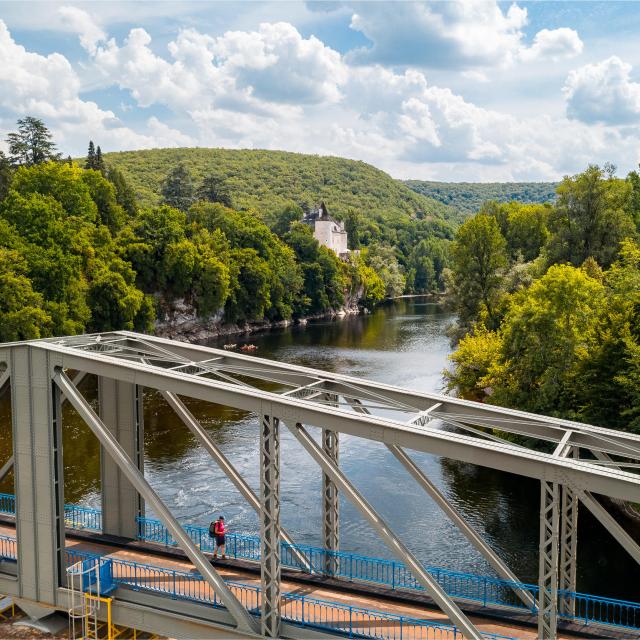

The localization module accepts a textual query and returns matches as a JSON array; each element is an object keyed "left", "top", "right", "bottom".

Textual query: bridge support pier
[
  {"left": 538, "top": 480, "right": 560, "bottom": 640},
  {"left": 98, "top": 378, "right": 144, "bottom": 539},
  {"left": 260, "top": 412, "right": 281, "bottom": 638},
  {"left": 322, "top": 424, "right": 339, "bottom": 576},
  {"left": 10, "top": 346, "right": 65, "bottom": 605}
]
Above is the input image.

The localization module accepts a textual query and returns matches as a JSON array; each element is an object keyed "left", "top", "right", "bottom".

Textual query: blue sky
[{"left": 1, "top": 1, "right": 639, "bottom": 181}]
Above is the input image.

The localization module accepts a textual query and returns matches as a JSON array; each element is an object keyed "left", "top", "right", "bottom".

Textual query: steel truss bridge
[{"left": 1, "top": 330, "right": 640, "bottom": 639}]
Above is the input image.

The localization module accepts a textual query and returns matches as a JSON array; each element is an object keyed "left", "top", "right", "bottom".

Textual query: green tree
[
  {"left": 6, "top": 117, "right": 60, "bottom": 166},
  {"left": 107, "top": 166, "right": 138, "bottom": 217},
  {"left": 95, "top": 146, "right": 106, "bottom": 175},
  {"left": 491, "top": 265, "right": 605, "bottom": 415},
  {"left": 161, "top": 164, "right": 195, "bottom": 212},
  {"left": 85, "top": 141, "right": 96, "bottom": 170},
  {"left": 576, "top": 240, "right": 640, "bottom": 430},
  {"left": 0, "top": 248, "right": 52, "bottom": 340},
  {"left": 0, "top": 151, "right": 12, "bottom": 201},
  {"left": 265, "top": 202, "right": 302, "bottom": 236},
  {"left": 628, "top": 168, "right": 640, "bottom": 230},
  {"left": 364, "top": 244, "right": 405, "bottom": 298},
  {"left": 197, "top": 174, "right": 232, "bottom": 207},
  {"left": 546, "top": 165, "right": 636, "bottom": 268},
  {"left": 344, "top": 209, "right": 362, "bottom": 250},
  {"left": 451, "top": 214, "right": 508, "bottom": 329},
  {"left": 87, "top": 267, "right": 147, "bottom": 331}
]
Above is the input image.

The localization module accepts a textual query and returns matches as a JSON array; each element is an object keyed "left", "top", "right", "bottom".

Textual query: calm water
[{"left": 0, "top": 300, "right": 638, "bottom": 599}]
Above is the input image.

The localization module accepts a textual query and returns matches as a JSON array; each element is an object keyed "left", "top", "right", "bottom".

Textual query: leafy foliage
[{"left": 446, "top": 164, "right": 640, "bottom": 433}]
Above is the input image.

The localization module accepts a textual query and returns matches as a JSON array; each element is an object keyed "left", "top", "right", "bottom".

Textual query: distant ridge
[
  {"left": 102, "top": 147, "right": 456, "bottom": 223},
  {"left": 405, "top": 180, "right": 558, "bottom": 220}
]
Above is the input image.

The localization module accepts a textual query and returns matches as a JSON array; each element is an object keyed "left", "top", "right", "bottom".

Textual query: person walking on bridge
[{"left": 210, "top": 515, "right": 226, "bottom": 559}]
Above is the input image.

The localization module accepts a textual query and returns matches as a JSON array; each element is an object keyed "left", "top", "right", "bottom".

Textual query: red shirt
[{"left": 215, "top": 521, "right": 225, "bottom": 535}]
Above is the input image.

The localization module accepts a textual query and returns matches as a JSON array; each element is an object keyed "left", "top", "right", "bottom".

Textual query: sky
[{"left": 1, "top": 1, "right": 640, "bottom": 182}]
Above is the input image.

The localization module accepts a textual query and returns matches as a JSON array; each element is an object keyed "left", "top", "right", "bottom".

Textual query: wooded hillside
[
  {"left": 405, "top": 180, "right": 557, "bottom": 220},
  {"left": 103, "top": 148, "right": 455, "bottom": 222}
]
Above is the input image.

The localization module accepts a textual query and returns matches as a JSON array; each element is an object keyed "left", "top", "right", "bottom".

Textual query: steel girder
[
  {"left": 13, "top": 335, "right": 640, "bottom": 504},
  {"left": 260, "top": 413, "right": 281, "bottom": 638}
]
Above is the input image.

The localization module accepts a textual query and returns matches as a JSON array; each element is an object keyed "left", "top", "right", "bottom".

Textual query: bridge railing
[
  {"left": 0, "top": 492, "right": 101, "bottom": 531},
  {"left": 63, "top": 546, "right": 510, "bottom": 640},
  {"left": 0, "top": 533, "right": 17, "bottom": 561},
  {"left": 3, "top": 495, "right": 640, "bottom": 632}
]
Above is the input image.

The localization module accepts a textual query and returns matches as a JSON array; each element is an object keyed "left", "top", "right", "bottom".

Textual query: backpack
[{"left": 209, "top": 521, "right": 216, "bottom": 537}]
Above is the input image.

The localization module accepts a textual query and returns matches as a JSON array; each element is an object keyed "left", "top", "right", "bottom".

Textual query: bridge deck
[{"left": 0, "top": 523, "right": 580, "bottom": 640}]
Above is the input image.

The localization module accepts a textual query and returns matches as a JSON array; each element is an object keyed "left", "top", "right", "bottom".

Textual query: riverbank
[{"left": 154, "top": 299, "right": 364, "bottom": 343}]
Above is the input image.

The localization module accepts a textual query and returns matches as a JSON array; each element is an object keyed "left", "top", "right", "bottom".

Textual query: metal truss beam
[
  {"left": 558, "top": 451, "right": 578, "bottom": 617},
  {"left": 388, "top": 445, "right": 536, "bottom": 610},
  {"left": 160, "top": 390, "right": 311, "bottom": 572},
  {"left": 322, "top": 394, "right": 340, "bottom": 577},
  {"left": 31, "top": 342, "right": 640, "bottom": 504},
  {"left": 574, "top": 486, "right": 640, "bottom": 565},
  {"left": 0, "top": 455, "right": 13, "bottom": 483},
  {"left": 285, "top": 420, "right": 484, "bottom": 640},
  {"left": 106, "top": 332, "right": 640, "bottom": 458},
  {"left": 260, "top": 412, "right": 281, "bottom": 638},
  {"left": 322, "top": 427, "right": 339, "bottom": 576},
  {"left": 53, "top": 369, "right": 259, "bottom": 635},
  {"left": 538, "top": 481, "right": 560, "bottom": 640},
  {"left": 348, "top": 394, "right": 534, "bottom": 609}
]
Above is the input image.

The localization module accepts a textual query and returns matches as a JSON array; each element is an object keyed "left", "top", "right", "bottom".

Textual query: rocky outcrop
[{"left": 154, "top": 297, "right": 360, "bottom": 343}]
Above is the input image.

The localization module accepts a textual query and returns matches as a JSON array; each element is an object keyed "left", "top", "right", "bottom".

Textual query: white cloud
[
  {"left": 563, "top": 56, "right": 640, "bottom": 125},
  {"left": 58, "top": 6, "right": 107, "bottom": 55},
  {"left": 2, "top": 13, "right": 639, "bottom": 182},
  {"left": 0, "top": 19, "right": 194, "bottom": 156},
  {"left": 90, "top": 22, "right": 346, "bottom": 115},
  {"left": 347, "top": 1, "right": 583, "bottom": 71},
  {"left": 520, "top": 28, "right": 583, "bottom": 62}
]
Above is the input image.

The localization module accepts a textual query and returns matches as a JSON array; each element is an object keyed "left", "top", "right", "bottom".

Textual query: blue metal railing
[
  {"left": 63, "top": 546, "right": 511, "bottom": 640},
  {"left": 3, "top": 494, "right": 640, "bottom": 630},
  {"left": 0, "top": 493, "right": 101, "bottom": 531}
]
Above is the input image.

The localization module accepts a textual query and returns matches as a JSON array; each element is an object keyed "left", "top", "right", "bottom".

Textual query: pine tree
[
  {"left": 95, "top": 146, "right": 106, "bottom": 175},
  {"left": 161, "top": 163, "right": 195, "bottom": 212},
  {"left": 6, "top": 117, "right": 60, "bottom": 166},
  {"left": 85, "top": 141, "right": 96, "bottom": 170},
  {"left": 196, "top": 174, "right": 233, "bottom": 207},
  {"left": 107, "top": 166, "right": 138, "bottom": 217}
]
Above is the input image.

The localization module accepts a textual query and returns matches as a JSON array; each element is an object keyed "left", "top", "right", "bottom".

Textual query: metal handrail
[
  {"left": 3, "top": 496, "right": 640, "bottom": 630},
  {"left": 62, "top": 546, "right": 512, "bottom": 640}
]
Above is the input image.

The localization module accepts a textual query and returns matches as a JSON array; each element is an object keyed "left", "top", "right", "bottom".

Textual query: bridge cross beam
[
  {"left": 260, "top": 411, "right": 281, "bottom": 638},
  {"left": 322, "top": 394, "right": 340, "bottom": 576}
]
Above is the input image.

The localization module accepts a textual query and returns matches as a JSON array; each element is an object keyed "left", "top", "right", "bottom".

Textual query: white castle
[{"left": 302, "top": 203, "right": 350, "bottom": 258}]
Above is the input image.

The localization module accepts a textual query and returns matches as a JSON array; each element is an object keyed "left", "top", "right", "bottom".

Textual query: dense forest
[
  {"left": 406, "top": 180, "right": 558, "bottom": 220},
  {"left": 445, "top": 164, "right": 640, "bottom": 433},
  {"left": 0, "top": 118, "right": 455, "bottom": 342}
]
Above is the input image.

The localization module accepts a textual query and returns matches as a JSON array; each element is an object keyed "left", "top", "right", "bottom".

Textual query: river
[{"left": 0, "top": 299, "right": 638, "bottom": 600}]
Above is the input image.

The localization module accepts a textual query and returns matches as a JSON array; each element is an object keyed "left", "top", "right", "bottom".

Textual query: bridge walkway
[{"left": 0, "top": 521, "right": 585, "bottom": 640}]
